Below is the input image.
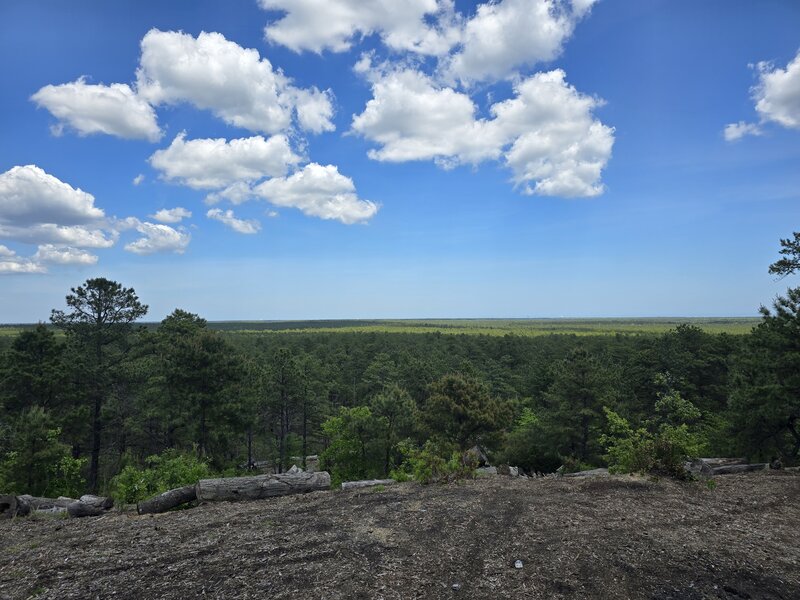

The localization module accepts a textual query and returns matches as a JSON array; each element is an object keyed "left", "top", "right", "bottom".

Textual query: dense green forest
[{"left": 1, "top": 234, "right": 799, "bottom": 499}]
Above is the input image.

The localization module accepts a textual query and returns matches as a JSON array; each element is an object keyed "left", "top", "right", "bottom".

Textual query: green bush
[
  {"left": 600, "top": 410, "right": 705, "bottom": 479},
  {"left": 392, "top": 440, "right": 477, "bottom": 484},
  {"left": 110, "top": 449, "right": 211, "bottom": 504},
  {"left": 600, "top": 377, "right": 707, "bottom": 479},
  {"left": 0, "top": 406, "right": 86, "bottom": 497},
  {"left": 320, "top": 406, "right": 387, "bottom": 486}
]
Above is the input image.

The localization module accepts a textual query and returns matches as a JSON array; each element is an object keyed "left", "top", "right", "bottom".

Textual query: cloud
[
  {"left": 0, "top": 224, "right": 116, "bottom": 247},
  {"left": 723, "top": 121, "right": 762, "bottom": 142},
  {"left": 136, "top": 29, "right": 335, "bottom": 134},
  {"left": 124, "top": 221, "right": 190, "bottom": 255},
  {"left": 32, "top": 244, "right": 98, "bottom": 265},
  {"left": 352, "top": 68, "right": 613, "bottom": 197},
  {"left": 31, "top": 77, "right": 161, "bottom": 141},
  {"left": 149, "top": 132, "right": 300, "bottom": 189},
  {"left": 253, "top": 163, "right": 378, "bottom": 223},
  {"left": 0, "top": 165, "right": 117, "bottom": 249},
  {"left": 494, "top": 70, "right": 614, "bottom": 196},
  {"left": 261, "top": 0, "right": 460, "bottom": 55},
  {"left": 442, "top": 0, "right": 596, "bottom": 84},
  {"left": 0, "top": 165, "right": 104, "bottom": 225},
  {"left": 725, "top": 50, "right": 800, "bottom": 142},
  {"left": 0, "top": 245, "right": 46, "bottom": 274},
  {"left": 205, "top": 181, "right": 254, "bottom": 205},
  {"left": 133, "top": 174, "right": 145, "bottom": 185},
  {"left": 206, "top": 208, "right": 261, "bottom": 234},
  {"left": 150, "top": 207, "right": 192, "bottom": 223},
  {"left": 753, "top": 51, "right": 800, "bottom": 130},
  {"left": 261, "top": 0, "right": 594, "bottom": 83}
]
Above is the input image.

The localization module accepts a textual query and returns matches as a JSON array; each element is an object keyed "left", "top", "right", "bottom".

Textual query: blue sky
[{"left": 1, "top": 0, "right": 799, "bottom": 322}]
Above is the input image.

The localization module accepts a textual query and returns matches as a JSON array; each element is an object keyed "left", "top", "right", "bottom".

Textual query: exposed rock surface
[{"left": 1, "top": 472, "right": 798, "bottom": 599}]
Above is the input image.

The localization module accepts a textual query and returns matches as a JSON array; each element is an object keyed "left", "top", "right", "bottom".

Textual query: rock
[
  {"left": 452, "top": 583, "right": 461, "bottom": 591},
  {"left": 497, "top": 465, "right": 521, "bottom": 477},
  {"left": 305, "top": 455, "right": 320, "bottom": 472},
  {"left": 514, "top": 560, "right": 523, "bottom": 569},
  {"left": 287, "top": 464, "right": 303, "bottom": 474},
  {"left": 476, "top": 466, "right": 497, "bottom": 476},
  {"left": 684, "top": 459, "right": 714, "bottom": 478},
  {"left": 769, "top": 458, "right": 783, "bottom": 470}
]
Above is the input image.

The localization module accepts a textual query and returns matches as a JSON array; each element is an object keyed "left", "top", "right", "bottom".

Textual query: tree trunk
[
  {"left": 712, "top": 463, "right": 768, "bottom": 475},
  {"left": 341, "top": 479, "right": 395, "bottom": 491},
  {"left": 1, "top": 495, "right": 75, "bottom": 517},
  {"left": 89, "top": 390, "right": 102, "bottom": 493},
  {"left": 0, "top": 495, "right": 29, "bottom": 518},
  {"left": 196, "top": 471, "right": 330, "bottom": 502},
  {"left": 67, "top": 501, "right": 104, "bottom": 518},
  {"left": 137, "top": 485, "right": 197, "bottom": 515},
  {"left": 79, "top": 494, "right": 114, "bottom": 510}
]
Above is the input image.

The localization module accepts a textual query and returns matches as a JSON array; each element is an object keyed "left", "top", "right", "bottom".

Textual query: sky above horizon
[{"left": 1, "top": 0, "right": 799, "bottom": 323}]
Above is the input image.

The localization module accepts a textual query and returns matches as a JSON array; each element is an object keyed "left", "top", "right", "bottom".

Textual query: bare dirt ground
[{"left": 1, "top": 471, "right": 798, "bottom": 599}]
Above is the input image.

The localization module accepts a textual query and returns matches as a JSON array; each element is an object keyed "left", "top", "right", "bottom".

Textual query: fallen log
[
  {"left": 563, "top": 468, "right": 609, "bottom": 478},
  {"left": 79, "top": 494, "right": 114, "bottom": 510},
  {"left": 712, "top": 463, "right": 768, "bottom": 475},
  {"left": 18, "top": 495, "right": 74, "bottom": 513},
  {"left": 341, "top": 479, "right": 395, "bottom": 491},
  {"left": 700, "top": 458, "right": 747, "bottom": 468},
  {"left": 0, "top": 495, "right": 29, "bottom": 518},
  {"left": 67, "top": 501, "right": 104, "bottom": 518},
  {"left": 137, "top": 485, "right": 197, "bottom": 515},
  {"left": 196, "top": 471, "right": 330, "bottom": 502}
]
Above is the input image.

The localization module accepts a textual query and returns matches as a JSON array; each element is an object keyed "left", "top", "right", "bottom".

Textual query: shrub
[
  {"left": 392, "top": 440, "right": 477, "bottom": 484},
  {"left": 320, "top": 406, "right": 386, "bottom": 486},
  {"left": 600, "top": 377, "right": 707, "bottom": 479},
  {"left": 110, "top": 449, "right": 211, "bottom": 504}
]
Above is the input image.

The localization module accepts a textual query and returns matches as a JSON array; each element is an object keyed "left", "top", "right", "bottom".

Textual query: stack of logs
[{"left": 1, "top": 470, "right": 331, "bottom": 519}]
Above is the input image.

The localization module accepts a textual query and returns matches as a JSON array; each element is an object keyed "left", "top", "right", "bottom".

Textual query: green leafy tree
[
  {"left": 730, "top": 288, "right": 800, "bottom": 460},
  {"left": 0, "top": 406, "right": 85, "bottom": 496},
  {"left": 369, "top": 384, "right": 417, "bottom": 475},
  {"left": 543, "top": 348, "right": 617, "bottom": 464},
  {"left": 768, "top": 231, "right": 800, "bottom": 278},
  {"left": 50, "top": 278, "right": 148, "bottom": 492},
  {"left": 320, "top": 406, "right": 386, "bottom": 484},
  {"left": 156, "top": 310, "right": 243, "bottom": 460},
  {"left": 422, "top": 373, "right": 512, "bottom": 451}
]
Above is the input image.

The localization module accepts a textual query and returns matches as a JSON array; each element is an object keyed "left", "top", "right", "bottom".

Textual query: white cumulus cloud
[
  {"left": 136, "top": 29, "right": 335, "bottom": 134},
  {"left": 725, "top": 50, "right": 800, "bottom": 142},
  {"left": 753, "top": 51, "right": 800, "bottom": 130},
  {"left": 262, "top": 0, "right": 594, "bottom": 83},
  {"left": 206, "top": 208, "right": 261, "bottom": 234},
  {"left": 0, "top": 165, "right": 116, "bottom": 250},
  {"left": 150, "top": 207, "right": 192, "bottom": 223},
  {"left": 261, "top": 0, "right": 460, "bottom": 56},
  {"left": 443, "top": 0, "right": 596, "bottom": 84},
  {"left": 253, "top": 163, "right": 378, "bottom": 224},
  {"left": 133, "top": 174, "right": 145, "bottom": 185},
  {"left": 31, "top": 77, "right": 161, "bottom": 141},
  {"left": 352, "top": 68, "right": 613, "bottom": 197},
  {"left": 0, "top": 245, "right": 46, "bottom": 275},
  {"left": 723, "top": 121, "right": 762, "bottom": 142},
  {"left": 149, "top": 132, "right": 300, "bottom": 189},
  {"left": 33, "top": 244, "right": 98, "bottom": 265},
  {"left": 0, "top": 165, "right": 104, "bottom": 225},
  {"left": 124, "top": 221, "right": 190, "bottom": 255}
]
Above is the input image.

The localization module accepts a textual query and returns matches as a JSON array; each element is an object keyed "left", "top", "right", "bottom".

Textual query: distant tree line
[{"left": 1, "top": 234, "right": 798, "bottom": 496}]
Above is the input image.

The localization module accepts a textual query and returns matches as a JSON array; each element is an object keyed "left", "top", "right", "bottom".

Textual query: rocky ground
[{"left": 1, "top": 471, "right": 798, "bottom": 599}]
